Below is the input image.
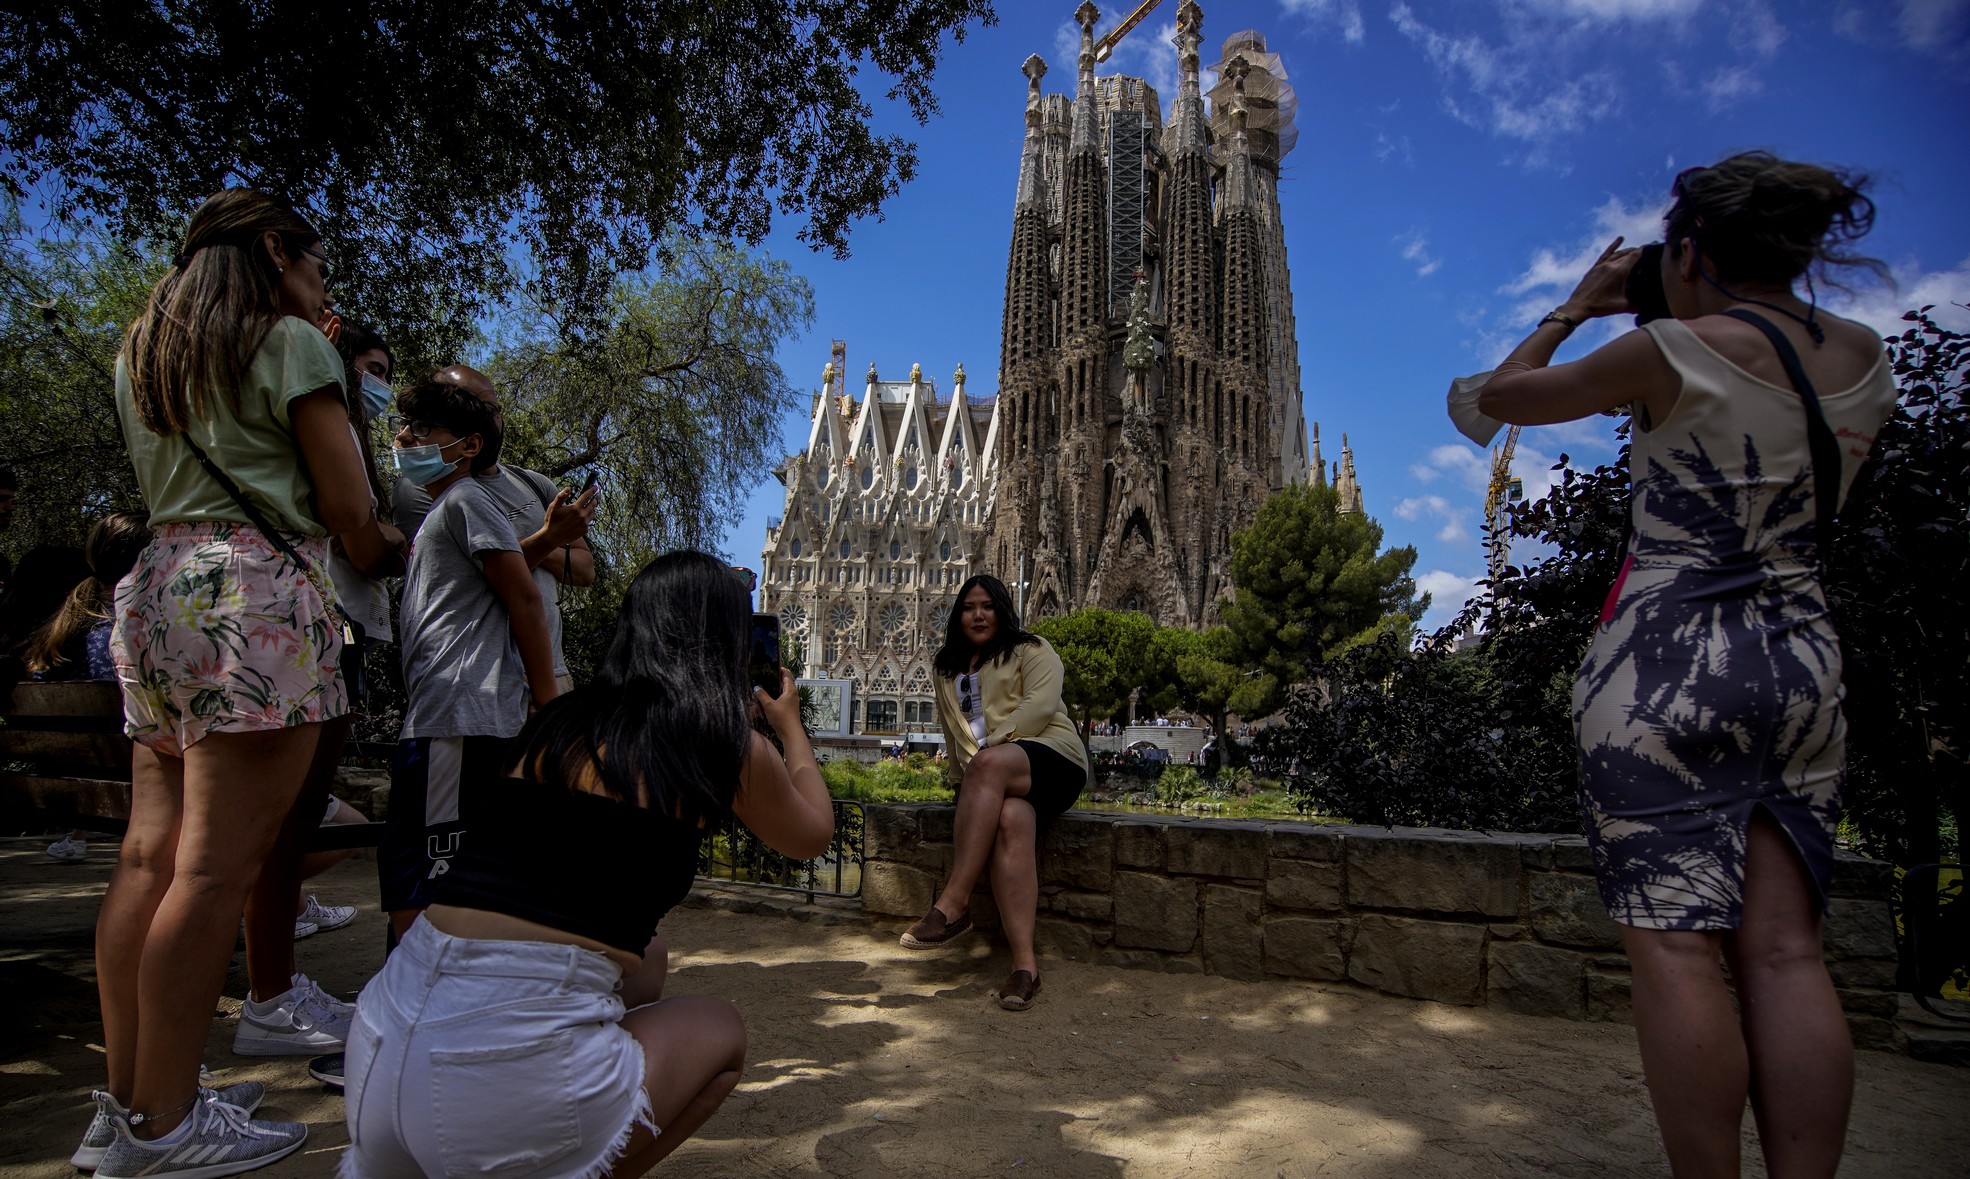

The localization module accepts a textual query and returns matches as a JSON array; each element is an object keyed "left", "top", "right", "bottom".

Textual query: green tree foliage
[
  {"left": 486, "top": 238, "right": 815, "bottom": 564},
  {"left": 1219, "top": 481, "right": 1425, "bottom": 716},
  {"left": 0, "top": 208, "right": 154, "bottom": 551},
  {"left": 1154, "top": 625, "right": 1263, "bottom": 761},
  {"left": 0, "top": 0, "right": 995, "bottom": 362},
  {"left": 1832, "top": 308, "right": 1968, "bottom": 870},
  {"left": 1029, "top": 607, "right": 1160, "bottom": 737}
]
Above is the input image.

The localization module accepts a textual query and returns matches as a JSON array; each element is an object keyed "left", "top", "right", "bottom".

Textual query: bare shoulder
[{"left": 1686, "top": 311, "right": 1884, "bottom": 390}]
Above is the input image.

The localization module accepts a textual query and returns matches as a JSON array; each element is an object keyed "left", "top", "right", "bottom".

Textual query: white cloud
[
  {"left": 1281, "top": 0, "right": 1369, "bottom": 43},
  {"left": 1395, "top": 493, "right": 1470, "bottom": 542},
  {"left": 1396, "top": 229, "right": 1443, "bottom": 277},
  {"left": 1052, "top": 9, "right": 1180, "bottom": 103},
  {"left": 1826, "top": 256, "right": 1970, "bottom": 336},
  {"left": 1701, "top": 65, "right": 1763, "bottom": 109},
  {"left": 1372, "top": 131, "right": 1415, "bottom": 165},
  {"left": 1389, "top": 2, "right": 1622, "bottom": 144},
  {"left": 1836, "top": 0, "right": 1970, "bottom": 62},
  {"left": 1416, "top": 569, "right": 1485, "bottom": 632}
]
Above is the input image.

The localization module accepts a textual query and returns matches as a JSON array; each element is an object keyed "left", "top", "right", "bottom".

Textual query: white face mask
[{"left": 392, "top": 438, "right": 464, "bottom": 486}]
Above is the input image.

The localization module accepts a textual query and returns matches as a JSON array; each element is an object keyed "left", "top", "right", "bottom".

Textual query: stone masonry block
[
  {"left": 917, "top": 806, "right": 954, "bottom": 845},
  {"left": 1346, "top": 829, "right": 1521, "bottom": 918},
  {"left": 861, "top": 861, "right": 937, "bottom": 919},
  {"left": 1034, "top": 916, "right": 1096, "bottom": 962},
  {"left": 1824, "top": 898, "right": 1897, "bottom": 962},
  {"left": 1046, "top": 890, "right": 1114, "bottom": 922},
  {"left": 1829, "top": 850, "right": 1893, "bottom": 900},
  {"left": 863, "top": 805, "right": 918, "bottom": 863},
  {"left": 1528, "top": 872, "right": 1623, "bottom": 949},
  {"left": 1550, "top": 837, "right": 1595, "bottom": 873},
  {"left": 1265, "top": 859, "right": 1343, "bottom": 912},
  {"left": 1099, "top": 948, "right": 1174, "bottom": 973},
  {"left": 1263, "top": 917, "right": 1351, "bottom": 981},
  {"left": 1113, "top": 820, "right": 1167, "bottom": 869},
  {"left": 1829, "top": 956, "right": 1899, "bottom": 989},
  {"left": 1347, "top": 914, "right": 1485, "bottom": 1005},
  {"left": 1488, "top": 941, "right": 1588, "bottom": 1019},
  {"left": 1114, "top": 871, "right": 1199, "bottom": 952},
  {"left": 1201, "top": 884, "right": 1265, "bottom": 981},
  {"left": 1039, "top": 813, "right": 1115, "bottom": 891},
  {"left": 1267, "top": 822, "right": 1343, "bottom": 863},
  {"left": 1586, "top": 970, "right": 1632, "bottom": 1024},
  {"left": 1165, "top": 820, "right": 1270, "bottom": 880}
]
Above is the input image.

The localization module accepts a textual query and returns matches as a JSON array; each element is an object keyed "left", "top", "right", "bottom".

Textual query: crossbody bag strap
[
  {"left": 1720, "top": 309, "right": 1843, "bottom": 570},
  {"left": 178, "top": 433, "right": 349, "bottom": 629}
]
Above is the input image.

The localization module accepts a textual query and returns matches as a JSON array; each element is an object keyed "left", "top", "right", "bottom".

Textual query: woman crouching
[
  {"left": 900, "top": 574, "right": 1090, "bottom": 1011},
  {"left": 341, "top": 551, "right": 832, "bottom": 1178}
]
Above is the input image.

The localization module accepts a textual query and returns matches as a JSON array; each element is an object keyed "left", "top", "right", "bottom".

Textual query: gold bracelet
[{"left": 1539, "top": 310, "right": 1579, "bottom": 331}]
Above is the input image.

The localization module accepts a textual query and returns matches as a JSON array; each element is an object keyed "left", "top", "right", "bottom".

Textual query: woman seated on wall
[{"left": 900, "top": 574, "right": 1090, "bottom": 1012}]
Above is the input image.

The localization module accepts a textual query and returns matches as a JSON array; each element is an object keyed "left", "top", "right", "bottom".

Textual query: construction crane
[
  {"left": 1485, "top": 425, "right": 1524, "bottom": 581},
  {"left": 1093, "top": 0, "right": 1167, "bottom": 62}
]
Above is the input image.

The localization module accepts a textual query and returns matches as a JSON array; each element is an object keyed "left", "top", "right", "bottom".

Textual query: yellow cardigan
[{"left": 933, "top": 637, "right": 1090, "bottom": 783}]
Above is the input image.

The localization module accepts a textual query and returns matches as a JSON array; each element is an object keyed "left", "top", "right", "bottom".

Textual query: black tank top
[{"left": 433, "top": 776, "right": 703, "bottom": 954}]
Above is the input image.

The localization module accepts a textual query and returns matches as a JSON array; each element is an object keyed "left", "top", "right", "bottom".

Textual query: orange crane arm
[{"left": 1093, "top": 0, "right": 1167, "bottom": 62}]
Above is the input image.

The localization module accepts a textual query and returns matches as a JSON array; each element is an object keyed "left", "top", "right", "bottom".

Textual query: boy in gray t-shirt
[{"left": 379, "top": 378, "right": 557, "bottom": 938}]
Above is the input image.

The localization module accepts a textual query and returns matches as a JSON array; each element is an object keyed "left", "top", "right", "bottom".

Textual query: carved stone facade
[
  {"left": 758, "top": 344, "right": 998, "bottom": 737},
  {"left": 984, "top": 2, "right": 1343, "bottom": 627}
]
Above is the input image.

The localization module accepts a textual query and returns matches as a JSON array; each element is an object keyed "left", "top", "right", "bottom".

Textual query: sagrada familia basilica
[{"left": 760, "top": 1, "right": 1360, "bottom": 737}]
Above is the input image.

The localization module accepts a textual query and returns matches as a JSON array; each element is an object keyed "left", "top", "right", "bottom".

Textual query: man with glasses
[{"left": 391, "top": 365, "right": 598, "bottom": 693}]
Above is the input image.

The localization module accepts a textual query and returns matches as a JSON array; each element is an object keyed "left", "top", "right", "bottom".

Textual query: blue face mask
[
  {"left": 357, "top": 371, "right": 393, "bottom": 420},
  {"left": 393, "top": 439, "right": 464, "bottom": 486}
]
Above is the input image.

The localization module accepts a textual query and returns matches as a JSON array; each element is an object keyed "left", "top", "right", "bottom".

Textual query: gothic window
[
  {"left": 815, "top": 462, "right": 829, "bottom": 488},
  {"left": 789, "top": 538, "right": 802, "bottom": 557},
  {"left": 940, "top": 541, "right": 952, "bottom": 561},
  {"left": 879, "top": 604, "right": 907, "bottom": 642},
  {"left": 861, "top": 464, "right": 873, "bottom": 490},
  {"left": 840, "top": 540, "right": 851, "bottom": 559},
  {"left": 951, "top": 461, "right": 964, "bottom": 489},
  {"left": 829, "top": 603, "right": 856, "bottom": 634},
  {"left": 779, "top": 603, "right": 809, "bottom": 636},
  {"left": 865, "top": 699, "right": 898, "bottom": 732},
  {"left": 889, "top": 540, "right": 901, "bottom": 559},
  {"left": 906, "top": 466, "right": 918, "bottom": 490}
]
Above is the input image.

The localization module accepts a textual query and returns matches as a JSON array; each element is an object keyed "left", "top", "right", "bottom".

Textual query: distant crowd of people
[{"left": 0, "top": 146, "right": 1901, "bottom": 1179}]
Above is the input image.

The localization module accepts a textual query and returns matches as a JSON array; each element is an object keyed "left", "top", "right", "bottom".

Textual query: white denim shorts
[{"left": 340, "top": 917, "right": 655, "bottom": 1179}]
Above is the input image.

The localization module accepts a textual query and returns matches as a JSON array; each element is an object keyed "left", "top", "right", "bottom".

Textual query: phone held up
[{"left": 748, "top": 612, "right": 783, "bottom": 698}]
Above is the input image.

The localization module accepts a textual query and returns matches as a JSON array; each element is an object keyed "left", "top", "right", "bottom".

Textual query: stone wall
[{"left": 861, "top": 805, "right": 1904, "bottom": 1047}]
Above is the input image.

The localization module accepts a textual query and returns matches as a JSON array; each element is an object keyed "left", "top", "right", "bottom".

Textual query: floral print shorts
[{"left": 112, "top": 522, "right": 348, "bottom": 755}]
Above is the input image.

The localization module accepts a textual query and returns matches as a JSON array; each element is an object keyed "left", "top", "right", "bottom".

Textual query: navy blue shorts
[{"left": 377, "top": 735, "right": 513, "bottom": 913}]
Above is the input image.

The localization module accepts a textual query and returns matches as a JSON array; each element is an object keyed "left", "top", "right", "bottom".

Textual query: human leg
[
  {"left": 96, "top": 744, "right": 184, "bottom": 1104},
  {"left": 1723, "top": 812, "right": 1851, "bottom": 1178},
  {"left": 127, "top": 724, "right": 321, "bottom": 1136},
  {"left": 244, "top": 713, "right": 348, "bottom": 1000},
  {"left": 930, "top": 744, "right": 1032, "bottom": 921},
  {"left": 990, "top": 797, "right": 1040, "bottom": 976},
  {"left": 1621, "top": 924, "right": 1745, "bottom": 1178},
  {"left": 605, "top": 996, "right": 747, "bottom": 1177}
]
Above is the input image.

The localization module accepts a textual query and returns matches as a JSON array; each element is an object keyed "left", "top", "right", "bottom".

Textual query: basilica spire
[
  {"left": 1070, "top": 1, "right": 1100, "bottom": 153},
  {"left": 1172, "top": 0, "right": 1206, "bottom": 155},
  {"left": 1015, "top": 54, "right": 1048, "bottom": 210}
]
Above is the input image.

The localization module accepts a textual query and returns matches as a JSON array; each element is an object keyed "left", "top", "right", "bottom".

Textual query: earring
[{"left": 277, "top": 267, "right": 285, "bottom": 275}]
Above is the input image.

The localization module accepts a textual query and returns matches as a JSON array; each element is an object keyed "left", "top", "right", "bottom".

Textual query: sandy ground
[{"left": 2, "top": 837, "right": 1966, "bottom": 1178}]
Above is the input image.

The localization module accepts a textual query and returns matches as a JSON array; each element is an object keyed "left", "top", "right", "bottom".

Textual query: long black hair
[
  {"left": 335, "top": 319, "right": 394, "bottom": 515},
  {"left": 932, "top": 573, "right": 1041, "bottom": 677},
  {"left": 511, "top": 550, "right": 754, "bottom": 824}
]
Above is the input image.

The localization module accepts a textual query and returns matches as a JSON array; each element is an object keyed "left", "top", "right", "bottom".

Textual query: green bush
[
  {"left": 1155, "top": 765, "right": 1207, "bottom": 806},
  {"left": 822, "top": 756, "right": 950, "bottom": 803}
]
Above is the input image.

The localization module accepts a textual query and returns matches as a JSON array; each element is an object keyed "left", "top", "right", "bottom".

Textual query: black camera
[{"left": 1625, "top": 242, "right": 1672, "bottom": 325}]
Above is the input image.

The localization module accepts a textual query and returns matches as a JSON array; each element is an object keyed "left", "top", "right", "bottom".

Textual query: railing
[{"left": 695, "top": 799, "right": 865, "bottom": 899}]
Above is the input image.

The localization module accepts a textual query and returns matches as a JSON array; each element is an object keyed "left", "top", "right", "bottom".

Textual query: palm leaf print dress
[{"left": 1573, "top": 318, "right": 1895, "bottom": 930}]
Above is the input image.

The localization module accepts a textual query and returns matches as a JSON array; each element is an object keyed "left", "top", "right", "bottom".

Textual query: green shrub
[
  {"left": 1155, "top": 765, "right": 1207, "bottom": 806},
  {"left": 822, "top": 756, "right": 951, "bottom": 803}
]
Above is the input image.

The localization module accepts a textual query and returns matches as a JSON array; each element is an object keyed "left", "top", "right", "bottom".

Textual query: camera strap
[{"left": 1720, "top": 309, "right": 1843, "bottom": 576}]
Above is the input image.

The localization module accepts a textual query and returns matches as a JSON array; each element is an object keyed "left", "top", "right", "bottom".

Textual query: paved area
[{"left": 3, "top": 837, "right": 1966, "bottom": 1178}]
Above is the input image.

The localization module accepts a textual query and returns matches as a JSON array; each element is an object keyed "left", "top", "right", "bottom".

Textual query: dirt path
[{"left": 3, "top": 838, "right": 1964, "bottom": 1177}]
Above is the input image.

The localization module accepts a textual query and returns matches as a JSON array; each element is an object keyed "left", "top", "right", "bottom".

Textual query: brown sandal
[
  {"left": 900, "top": 906, "right": 973, "bottom": 949},
  {"left": 997, "top": 970, "right": 1041, "bottom": 1011}
]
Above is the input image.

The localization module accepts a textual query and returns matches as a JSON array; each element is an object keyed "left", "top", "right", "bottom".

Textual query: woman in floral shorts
[{"left": 79, "top": 189, "right": 377, "bottom": 1179}]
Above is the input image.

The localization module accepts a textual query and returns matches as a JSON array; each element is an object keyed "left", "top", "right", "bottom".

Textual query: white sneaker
[
  {"left": 297, "top": 894, "right": 356, "bottom": 933},
  {"left": 291, "top": 918, "right": 320, "bottom": 941},
  {"left": 46, "top": 835, "right": 88, "bottom": 862},
  {"left": 72, "top": 1083, "right": 265, "bottom": 1171},
  {"left": 93, "top": 1089, "right": 305, "bottom": 1179},
  {"left": 232, "top": 974, "right": 352, "bottom": 1056}
]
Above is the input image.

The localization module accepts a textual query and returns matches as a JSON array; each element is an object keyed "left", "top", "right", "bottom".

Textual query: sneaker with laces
[
  {"left": 297, "top": 894, "right": 356, "bottom": 934},
  {"left": 46, "top": 834, "right": 89, "bottom": 862},
  {"left": 93, "top": 1089, "right": 305, "bottom": 1179},
  {"left": 72, "top": 1084, "right": 267, "bottom": 1171},
  {"left": 306, "top": 1053, "right": 344, "bottom": 1089},
  {"left": 291, "top": 918, "right": 319, "bottom": 941},
  {"left": 232, "top": 974, "right": 352, "bottom": 1056}
]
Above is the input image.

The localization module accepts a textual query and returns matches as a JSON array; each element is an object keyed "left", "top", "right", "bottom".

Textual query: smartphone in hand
[{"left": 748, "top": 612, "right": 782, "bottom": 697}]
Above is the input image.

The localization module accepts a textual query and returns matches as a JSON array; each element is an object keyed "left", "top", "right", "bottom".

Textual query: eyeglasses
[
  {"left": 730, "top": 566, "right": 758, "bottom": 593},
  {"left": 384, "top": 414, "right": 441, "bottom": 440},
  {"left": 959, "top": 672, "right": 976, "bottom": 713},
  {"left": 299, "top": 246, "right": 334, "bottom": 288}
]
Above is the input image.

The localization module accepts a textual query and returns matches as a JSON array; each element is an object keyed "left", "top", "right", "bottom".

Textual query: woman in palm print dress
[{"left": 1471, "top": 154, "right": 1896, "bottom": 1178}]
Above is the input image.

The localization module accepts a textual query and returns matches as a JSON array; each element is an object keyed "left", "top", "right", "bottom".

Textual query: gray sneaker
[
  {"left": 92, "top": 1093, "right": 304, "bottom": 1179},
  {"left": 232, "top": 975, "right": 351, "bottom": 1056},
  {"left": 71, "top": 1084, "right": 267, "bottom": 1171}
]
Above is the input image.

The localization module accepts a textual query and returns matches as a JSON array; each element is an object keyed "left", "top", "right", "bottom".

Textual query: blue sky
[{"left": 728, "top": 0, "right": 1970, "bottom": 631}]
